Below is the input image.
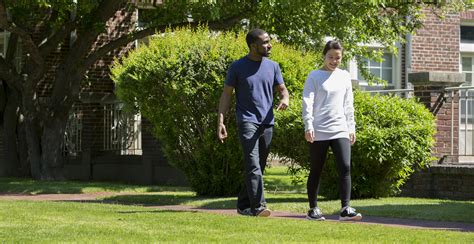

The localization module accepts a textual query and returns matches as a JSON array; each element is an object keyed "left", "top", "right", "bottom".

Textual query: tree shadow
[
  {"left": 0, "top": 177, "right": 189, "bottom": 194},
  {"left": 99, "top": 193, "right": 308, "bottom": 210},
  {"left": 103, "top": 193, "right": 203, "bottom": 206},
  {"left": 356, "top": 201, "right": 474, "bottom": 224}
]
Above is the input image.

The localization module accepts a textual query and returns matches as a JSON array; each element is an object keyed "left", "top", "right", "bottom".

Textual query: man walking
[{"left": 217, "top": 28, "right": 289, "bottom": 217}]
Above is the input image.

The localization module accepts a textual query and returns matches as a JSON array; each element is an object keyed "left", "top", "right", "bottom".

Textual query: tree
[{"left": 0, "top": 0, "right": 470, "bottom": 180}]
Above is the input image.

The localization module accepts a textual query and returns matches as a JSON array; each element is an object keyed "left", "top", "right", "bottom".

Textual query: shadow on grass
[
  {"left": 356, "top": 201, "right": 474, "bottom": 223},
  {"left": 100, "top": 193, "right": 308, "bottom": 210},
  {"left": 0, "top": 177, "right": 189, "bottom": 194},
  {"left": 117, "top": 209, "right": 187, "bottom": 214},
  {"left": 103, "top": 194, "right": 202, "bottom": 206}
]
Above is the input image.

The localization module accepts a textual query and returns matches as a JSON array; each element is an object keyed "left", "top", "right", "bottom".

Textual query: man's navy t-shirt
[{"left": 225, "top": 56, "right": 284, "bottom": 125}]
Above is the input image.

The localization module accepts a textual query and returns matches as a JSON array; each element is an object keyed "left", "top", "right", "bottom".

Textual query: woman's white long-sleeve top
[{"left": 301, "top": 68, "right": 355, "bottom": 141}]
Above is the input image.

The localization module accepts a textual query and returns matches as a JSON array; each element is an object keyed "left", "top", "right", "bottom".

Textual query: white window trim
[
  {"left": 349, "top": 43, "right": 402, "bottom": 89},
  {"left": 461, "top": 54, "right": 474, "bottom": 86}
]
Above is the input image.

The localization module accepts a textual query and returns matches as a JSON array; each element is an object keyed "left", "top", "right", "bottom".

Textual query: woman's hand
[
  {"left": 349, "top": 133, "right": 356, "bottom": 145},
  {"left": 305, "top": 130, "right": 315, "bottom": 143}
]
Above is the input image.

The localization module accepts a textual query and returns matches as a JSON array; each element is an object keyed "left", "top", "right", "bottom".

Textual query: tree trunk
[
  {"left": 39, "top": 114, "right": 68, "bottom": 180},
  {"left": 24, "top": 116, "right": 42, "bottom": 179},
  {"left": 1, "top": 89, "right": 20, "bottom": 176},
  {"left": 17, "top": 118, "right": 30, "bottom": 177}
]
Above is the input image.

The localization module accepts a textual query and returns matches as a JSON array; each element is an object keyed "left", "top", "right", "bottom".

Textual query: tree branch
[
  {"left": 5, "top": 32, "right": 18, "bottom": 62},
  {"left": 0, "top": 56, "right": 22, "bottom": 92},
  {"left": 83, "top": 14, "right": 243, "bottom": 70},
  {"left": 67, "top": 0, "right": 127, "bottom": 63},
  {"left": 0, "top": 0, "right": 44, "bottom": 81},
  {"left": 38, "top": 20, "right": 76, "bottom": 57}
]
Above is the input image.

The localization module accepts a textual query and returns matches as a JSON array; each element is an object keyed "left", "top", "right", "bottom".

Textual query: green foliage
[
  {"left": 273, "top": 91, "right": 436, "bottom": 199},
  {"left": 112, "top": 27, "right": 243, "bottom": 196},
  {"left": 111, "top": 27, "right": 318, "bottom": 196}
]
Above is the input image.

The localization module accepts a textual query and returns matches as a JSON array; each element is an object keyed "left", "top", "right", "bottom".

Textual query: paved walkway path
[{"left": 1, "top": 193, "right": 473, "bottom": 232}]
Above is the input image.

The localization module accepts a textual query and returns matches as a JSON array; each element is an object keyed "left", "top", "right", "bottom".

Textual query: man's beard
[{"left": 258, "top": 49, "right": 270, "bottom": 57}]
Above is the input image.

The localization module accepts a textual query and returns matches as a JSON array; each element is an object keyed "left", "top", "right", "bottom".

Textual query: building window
[
  {"left": 357, "top": 53, "right": 393, "bottom": 84},
  {"left": 461, "top": 26, "right": 474, "bottom": 43},
  {"left": 462, "top": 56, "right": 473, "bottom": 86}
]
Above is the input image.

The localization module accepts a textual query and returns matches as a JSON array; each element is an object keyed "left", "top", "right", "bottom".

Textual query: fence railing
[
  {"left": 64, "top": 103, "right": 142, "bottom": 156},
  {"left": 103, "top": 103, "right": 142, "bottom": 155},
  {"left": 63, "top": 106, "right": 82, "bottom": 156},
  {"left": 445, "top": 86, "right": 474, "bottom": 159},
  {"left": 364, "top": 87, "right": 474, "bottom": 163},
  {"left": 364, "top": 88, "right": 414, "bottom": 98}
]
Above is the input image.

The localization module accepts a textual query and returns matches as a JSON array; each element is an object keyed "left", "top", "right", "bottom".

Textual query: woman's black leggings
[{"left": 307, "top": 138, "right": 351, "bottom": 209}]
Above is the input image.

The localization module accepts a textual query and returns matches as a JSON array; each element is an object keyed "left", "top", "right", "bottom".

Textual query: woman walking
[{"left": 302, "top": 40, "right": 362, "bottom": 221}]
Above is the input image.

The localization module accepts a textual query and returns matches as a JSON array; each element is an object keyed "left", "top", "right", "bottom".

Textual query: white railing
[
  {"left": 445, "top": 86, "right": 474, "bottom": 159},
  {"left": 103, "top": 103, "right": 142, "bottom": 155},
  {"left": 64, "top": 106, "right": 82, "bottom": 156},
  {"left": 364, "top": 87, "right": 474, "bottom": 163},
  {"left": 365, "top": 88, "right": 414, "bottom": 98}
]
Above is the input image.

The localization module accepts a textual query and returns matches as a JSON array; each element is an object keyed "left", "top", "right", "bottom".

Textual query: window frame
[{"left": 349, "top": 44, "right": 402, "bottom": 88}]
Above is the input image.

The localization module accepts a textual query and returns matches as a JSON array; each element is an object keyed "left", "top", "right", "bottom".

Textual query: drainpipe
[{"left": 405, "top": 19, "right": 412, "bottom": 90}]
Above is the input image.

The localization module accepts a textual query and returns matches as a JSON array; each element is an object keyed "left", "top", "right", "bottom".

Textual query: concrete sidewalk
[{"left": 0, "top": 192, "right": 472, "bottom": 232}]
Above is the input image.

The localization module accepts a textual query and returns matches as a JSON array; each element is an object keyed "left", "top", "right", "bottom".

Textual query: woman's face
[{"left": 323, "top": 49, "right": 342, "bottom": 71}]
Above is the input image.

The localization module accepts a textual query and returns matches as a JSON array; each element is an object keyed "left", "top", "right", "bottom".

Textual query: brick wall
[
  {"left": 409, "top": 9, "right": 462, "bottom": 158},
  {"left": 460, "top": 9, "right": 474, "bottom": 20},
  {"left": 82, "top": 9, "right": 137, "bottom": 94},
  {"left": 413, "top": 85, "right": 459, "bottom": 159},
  {"left": 402, "top": 165, "right": 474, "bottom": 200},
  {"left": 410, "top": 9, "right": 460, "bottom": 73}
]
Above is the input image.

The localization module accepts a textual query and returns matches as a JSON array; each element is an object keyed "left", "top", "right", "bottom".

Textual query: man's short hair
[{"left": 246, "top": 28, "right": 267, "bottom": 48}]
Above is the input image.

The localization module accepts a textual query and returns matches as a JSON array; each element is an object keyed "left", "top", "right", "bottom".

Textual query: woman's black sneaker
[
  {"left": 306, "top": 207, "right": 325, "bottom": 221},
  {"left": 339, "top": 206, "right": 362, "bottom": 221}
]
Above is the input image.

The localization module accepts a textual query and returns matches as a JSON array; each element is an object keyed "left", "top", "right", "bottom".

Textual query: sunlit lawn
[
  {"left": 0, "top": 200, "right": 472, "bottom": 243},
  {"left": 0, "top": 166, "right": 473, "bottom": 242}
]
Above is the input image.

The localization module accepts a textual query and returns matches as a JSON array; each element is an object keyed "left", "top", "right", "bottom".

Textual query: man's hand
[
  {"left": 218, "top": 123, "right": 227, "bottom": 143},
  {"left": 349, "top": 133, "right": 356, "bottom": 145},
  {"left": 276, "top": 98, "right": 289, "bottom": 111},
  {"left": 305, "top": 129, "right": 314, "bottom": 143},
  {"left": 276, "top": 83, "right": 289, "bottom": 111}
]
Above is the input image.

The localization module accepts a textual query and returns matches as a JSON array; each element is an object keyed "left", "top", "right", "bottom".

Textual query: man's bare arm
[
  {"left": 217, "top": 85, "right": 234, "bottom": 142},
  {"left": 276, "top": 83, "right": 289, "bottom": 110}
]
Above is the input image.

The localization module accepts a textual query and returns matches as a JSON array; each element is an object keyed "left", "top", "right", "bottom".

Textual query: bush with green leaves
[
  {"left": 273, "top": 91, "right": 436, "bottom": 198},
  {"left": 111, "top": 27, "right": 318, "bottom": 196}
]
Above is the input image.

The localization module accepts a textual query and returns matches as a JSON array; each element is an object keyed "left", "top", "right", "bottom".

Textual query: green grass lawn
[
  {"left": 0, "top": 201, "right": 472, "bottom": 243},
  {"left": 0, "top": 166, "right": 473, "bottom": 242}
]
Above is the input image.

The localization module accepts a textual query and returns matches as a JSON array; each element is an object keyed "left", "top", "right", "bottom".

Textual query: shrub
[
  {"left": 273, "top": 91, "right": 436, "bottom": 198},
  {"left": 111, "top": 27, "right": 318, "bottom": 196}
]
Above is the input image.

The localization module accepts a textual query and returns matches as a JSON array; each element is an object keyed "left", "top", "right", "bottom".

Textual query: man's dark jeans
[{"left": 236, "top": 122, "right": 273, "bottom": 214}]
